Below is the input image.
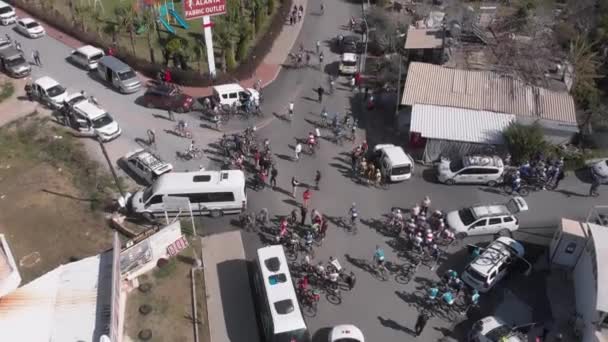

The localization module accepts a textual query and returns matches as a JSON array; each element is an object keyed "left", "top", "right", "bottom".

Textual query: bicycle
[
  {"left": 394, "top": 260, "right": 419, "bottom": 284},
  {"left": 338, "top": 216, "right": 358, "bottom": 234},
  {"left": 165, "top": 121, "right": 193, "bottom": 139},
  {"left": 502, "top": 183, "right": 530, "bottom": 197},
  {"left": 176, "top": 146, "right": 203, "bottom": 160},
  {"left": 371, "top": 260, "right": 389, "bottom": 281},
  {"left": 298, "top": 288, "right": 320, "bottom": 317},
  {"left": 239, "top": 211, "right": 255, "bottom": 231}
]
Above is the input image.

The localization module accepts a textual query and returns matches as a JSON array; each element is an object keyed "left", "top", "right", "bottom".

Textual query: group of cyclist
[{"left": 507, "top": 155, "right": 565, "bottom": 194}]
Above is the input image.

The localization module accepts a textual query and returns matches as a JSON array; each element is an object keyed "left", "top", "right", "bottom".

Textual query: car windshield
[
  {"left": 90, "top": 53, "right": 104, "bottom": 62},
  {"left": 91, "top": 113, "right": 114, "bottom": 129},
  {"left": 486, "top": 325, "right": 517, "bottom": 341},
  {"left": 66, "top": 95, "right": 86, "bottom": 106},
  {"left": 142, "top": 186, "right": 154, "bottom": 203},
  {"left": 5, "top": 56, "right": 25, "bottom": 67},
  {"left": 118, "top": 70, "right": 136, "bottom": 80},
  {"left": 0, "top": 7, "right": 12, "bottom": 14},
  {"left": 392, "top": 165, "right": 411, "bottom": 175},
  {"left": 46, "top": 85, "right": 66, "bottom": 97},
  {"left": 465, "top": 266, "right": 487, "bottom": 283},
  {"left": 450, "top": 159, "right": 464, "bottom": 172},
  {"left": 25, "top": 22, "right": 39, "bottom": 29},
  {"left": 458, "top": 209, "right": 476, "bottom": 226},
  {"left": 342, "top": 60, "right": 357, "bottom": 66}
]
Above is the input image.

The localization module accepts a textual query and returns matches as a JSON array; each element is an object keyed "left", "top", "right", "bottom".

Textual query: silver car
[{"left": 120, "top": 149, "right": 173, "bottom": 185}]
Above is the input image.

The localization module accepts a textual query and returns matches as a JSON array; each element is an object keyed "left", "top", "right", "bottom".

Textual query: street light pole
[{"left": 395, "top": 54, "right": 402, "bottom": 118}]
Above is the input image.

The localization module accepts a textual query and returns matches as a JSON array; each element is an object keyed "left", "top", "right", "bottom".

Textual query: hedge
[{"left": 13, "top": 0, "right": 293, "bottom": 87}]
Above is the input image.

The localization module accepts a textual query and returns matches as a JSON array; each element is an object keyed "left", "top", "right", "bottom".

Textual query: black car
[
  {"left": 338, "top": 35, "right": 363, "bottom": 54},
  {"left": 142, "top": 84, "right": 194, "bottom": 112}
]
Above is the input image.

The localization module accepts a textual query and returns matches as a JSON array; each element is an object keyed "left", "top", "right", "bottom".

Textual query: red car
[{"left": 142, "top": 84, "right": 194, "bottom": 112}]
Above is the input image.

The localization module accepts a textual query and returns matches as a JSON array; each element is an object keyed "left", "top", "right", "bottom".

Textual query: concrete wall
[{"left": 574, "top": 242, "right": 600, "bottom": 342}]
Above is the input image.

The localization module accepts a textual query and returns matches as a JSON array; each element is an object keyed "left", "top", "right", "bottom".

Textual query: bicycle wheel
[
  {"left": 286, "top": 247, "right": 298, "bottom": 261},
  {"left": 518, "top": 187, "right": 530, "bottom": 197},
  {"left": 395, "top": 271, "right": 412, "bottom": 284},
  {"left": 374, "top": 267, "right": 389, "bottom": 282},
  {"left": 502, "top": 184, "right": 514, "bottom": 195},
  {"left": 326, "top": 291, "right": 342, "bottom": 305}
]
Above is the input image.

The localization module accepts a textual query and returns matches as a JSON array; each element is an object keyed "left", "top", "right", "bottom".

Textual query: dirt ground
[
  {"left": 124, "top": 249, "right": 210, "bottom": 342},
  {"left": 0, "top": 116, "right": 115, "bottom": 283}
]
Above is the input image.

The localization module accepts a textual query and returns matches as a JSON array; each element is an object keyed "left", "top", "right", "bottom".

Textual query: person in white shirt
[
  {"left": 288, "top": 102, "right": 294, "bottom": 118},
  {"left": 294, "top": 143, "right": 302, "bottom": 161}
]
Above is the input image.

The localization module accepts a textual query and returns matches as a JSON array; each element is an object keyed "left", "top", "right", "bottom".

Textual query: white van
[
  {"left": 339, "top": 53, "right": 358, "bottom": 75},
  {"left": 373, "top": 144, "right": 414, "bottom": 182},
  {"left": 96, "top": 56, "right": 141, "bottom": 93},
  {"left": 0, "top": 1, "right": 16, "bottom": 25},
  {"left": 70, "top": 45, "right": 105, "bottom": 70},
  {"left": 212, "top": 83, "right": 260, "bottom": 108},
  {"left": 129, "top": 170, "right": 247, "bottom": 220}
]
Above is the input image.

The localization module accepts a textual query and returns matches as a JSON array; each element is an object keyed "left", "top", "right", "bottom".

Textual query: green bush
[
  {"left": 0, "top": 81, "right": 14, "bottom": 103},
  {"left": 503, "top": 122, "right": 547, "bottom": 164},
  {"left": 267, "top": 0, "right": 275, "bottom": 15}
]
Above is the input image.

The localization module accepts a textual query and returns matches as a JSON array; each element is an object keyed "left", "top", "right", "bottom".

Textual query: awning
[
  {"left": 410, "top": 104, "right": 516, "bottom": 144},
  {"left": 588, "top": 223, "right": 608, "bottom": 312}
]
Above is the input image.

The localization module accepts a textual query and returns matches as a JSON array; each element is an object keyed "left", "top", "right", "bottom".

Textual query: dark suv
[{"left": 142, "top": 84, "right": 194, "bottom": 112}]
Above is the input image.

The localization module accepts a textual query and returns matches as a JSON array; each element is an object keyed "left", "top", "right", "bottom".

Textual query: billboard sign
[{"left": 184, "top": 0, "right": 227, "bottom": 20}]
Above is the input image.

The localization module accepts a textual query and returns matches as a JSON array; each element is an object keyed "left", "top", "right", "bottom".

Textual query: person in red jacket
[
  {"left": 302, "top": 188, "right": 312, "bottom": 208},
  {"left": 163, "top": 68, "right": 172, "bottom": 84}
]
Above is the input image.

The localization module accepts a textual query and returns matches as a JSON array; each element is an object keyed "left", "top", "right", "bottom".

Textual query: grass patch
[
  {"left": 0, "top": 115, "right": 119, "bottom": 210},
  {"left": 0, "top": 81, "right": 14, "bottom": 103}
]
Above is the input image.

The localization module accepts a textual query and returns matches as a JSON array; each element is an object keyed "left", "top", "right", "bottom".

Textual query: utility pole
[
  {"left": 96, "top": 135, "right": 125, "bottom": 198},
  {"left": 395, "top": 54, "right": 402, "bottom": 118}
]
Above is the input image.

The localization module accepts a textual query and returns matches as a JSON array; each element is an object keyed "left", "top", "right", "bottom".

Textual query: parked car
[
  {"left": 62, "top": 94, "right": 121, "bottom": 141},
  {"left": 469, "top": 316, "right": 530, "bottom": 342},
  {"left": 437, "top": 155, "right": 504, "bottom": 186},
  {"left": 0, "top": 1, "right": 17, "bottom": 26},
  {"left": 329, "top": 324, "right": 364, "bottom": 342},
  {"left": 461, "top": 237, "right": 525, "bottom": 293},
  {"left": 142, "top": 84, "right": 194, "bottom": 112},
  {"left": 338, "top": 35, "right": 362, "bottom": 54},
  {"left": 31, "top": 76, "right": 67, "bottom": 109},
  {"left": 121, "top": 149, "right": 173, "bottom": 185},
  {"left": 339, "top": 53, "right": 358, "bottom": 75},
  {"left": 446, "top": 197, "right": 528, "bottom": 239},
  {"left": 589, "top": 158, "right": 608, "bottom": 183},
  {"left": 15, "top": 18, "right": 45, "bottom": 38},
  {"left": 69, "top": 45, "right": 105, "bottom": 70},
  {"left": 0, "top": 47, "right": 30, "bottom": 78}
]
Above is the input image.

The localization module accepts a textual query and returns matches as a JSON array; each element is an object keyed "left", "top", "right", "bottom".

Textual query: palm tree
[
  {"left": 166, "top": 37, "right": 183, "bottom": 68},
  {"left": 213, "top": 19, "right": 239, "bottom": 72},
  {"left": 74, "top": 3, "right": 93, "bottom": 32},
  {"left": 103, "top": 22, "right": 119, "bottom": 45},
  {"left": 140, "top": 8, "right": 157, "bottom": 63}
]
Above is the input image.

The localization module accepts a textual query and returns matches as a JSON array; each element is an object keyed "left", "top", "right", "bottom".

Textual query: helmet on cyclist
[{"left": 395, "top": 209, "right": 401, "bottom": 214}]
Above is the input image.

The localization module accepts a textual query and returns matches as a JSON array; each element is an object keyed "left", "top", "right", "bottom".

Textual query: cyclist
[
  {"left": 512, "top": 171, "right": 523, "bottom": 192},
  {"left": 304, "top": 230, "right": 314, "bottom": 246},
  {"left": 428, "top": 285, "right": 440, "bottom": 301},
  {"left": 307, "top": 131, "right": 316, "bottom": 150},
  {"left": 187, "top": 140, "right": 195, "bottom": 153},
  {"left": 391, "top": 208, "right": 404, "bottom": 227},
  {"left": 349, "top": 202, "right": 359, "bottom": 225},
  {"left": 258, "top": 208, "right": 269, "bottom": 226},
  {"left": 373, "top": 245, "right": 385, "bottom": 266}
]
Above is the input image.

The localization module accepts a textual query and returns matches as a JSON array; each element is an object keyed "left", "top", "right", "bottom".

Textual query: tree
[
  {"left": 366, "top": 8, "right": 410, "bottom": 55},
  {"left": 114, "top": 4, "right": 138, "bottom": 55},
  {"left": 503, "top": 122, "right": 547, "bottom": 164},
  {"left": 569, "top": 36, "right": 602, "bottom": 110},
  {"left": 103, "top": 22, "right": 119, "bottom": 46},
  {"left": 73, "top": 3, "right": 93, "bottom": 32},
  {"left": 191, "top": 42, "right": 206, "bottom": 72},
  {"left": 140, "top": 8, "right": 157, "bottom": 63}
]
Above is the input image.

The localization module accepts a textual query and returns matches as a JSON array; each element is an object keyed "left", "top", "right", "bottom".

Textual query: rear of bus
[{"left": 254, "top": 246, "right": 311, "bottom": 342}]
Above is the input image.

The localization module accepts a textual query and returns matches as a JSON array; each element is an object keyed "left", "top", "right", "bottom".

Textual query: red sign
[
  {"left": 166, "top": 235, "right": 189, "bottom": 256},
  {"left": 202, "top": 21, "right": 215, "bottom": 28},
  {"left": 184, "top": 0, "right": 227, "bottom": 20}
]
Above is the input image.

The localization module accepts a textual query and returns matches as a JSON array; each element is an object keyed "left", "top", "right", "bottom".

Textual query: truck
[{"left": 372, "top": 144, "right": 414, "bottom": 182}]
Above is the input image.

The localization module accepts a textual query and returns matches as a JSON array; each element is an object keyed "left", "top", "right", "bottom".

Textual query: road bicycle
[
  {"left": 394, "top": 260, "right": 420, "bottom": 284},
  {"left": 371, "top": 259, "right": 389, "bottom": 281}
]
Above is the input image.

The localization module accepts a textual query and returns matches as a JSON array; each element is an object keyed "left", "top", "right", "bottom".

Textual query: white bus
[
  {"left": 253, "top": 245, "right": 311, "bottom": 342},
  {"left": 128, "top": 170, "right": 247, "bottom": 219}
]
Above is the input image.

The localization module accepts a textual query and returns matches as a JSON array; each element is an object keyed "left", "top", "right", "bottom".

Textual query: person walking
[
  {"left": 291, "top": 177, "right": 300, "bottom": 197},
  {"left": 316, "top": 40, "right": 321, "bottom": 54},
  {"left": 270, "top": 167, "right": 278, "bottom": 188},
  {"left": 32, "top": 50, "right": 41, "bottom": 67},
  {"left": 303, "top": 188, "right": 311, "bottom": 208},
  {"left": 421, "top": 196, "right": 431, "bottom": 215},
  {"left": 163, "top": 68, "right": 172, "bottom": 84},
  {"left": 300, "top": 206, "right": 308, "bottom": 226},
  {"left": 288, "top": 101, "right": 294, "bottom": 119},
  {"left": 167, "top": 108, "right": 175, "bottom": 121},
  {"left": 289, "top": 14, "right": 294, "bottom": 25},
  {"left": 350, "top": 75, "right": 356, "bottom": 91},
  {"left": 319, "top": 51, "right": 324, "bottom": 68},
  {"left": 590, "top": 177, "right": 601, "bottom": 197},
  {"left": 314, "top": 170, "right": 321, "bottom": 190},
  {"left": 15, "top": 41, "right": 22, "bottom": 52},
  {"left": 414, "top": 312, "right": 429, "bottom": 336},
  {"left": 329, "top": 76, "right": 335, "bottom": 94},
  {"left": 294, "top": 143, "right": 302, "bottom": 161},
  {"left": 317, "top": 86, "right": 325, "bottom": 102},
  {"left": 305, "top": 52, "right": 311, "bottom": 66}
]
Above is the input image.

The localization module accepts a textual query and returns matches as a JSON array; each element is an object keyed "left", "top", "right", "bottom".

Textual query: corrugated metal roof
[
  {"left": 410, "top": 104, "right": 516, "bottom": 144},
  {"left": 0, "top": 252, "right": 113, "bottom": 342},
  {"left": 404, "top": 27, "right": 444, "bottom": 49},
  {"left": 402, "top": 62, "right": 577, "bottom": 124}
]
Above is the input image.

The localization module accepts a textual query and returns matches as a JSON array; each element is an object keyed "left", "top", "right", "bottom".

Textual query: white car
[
  {"left": 31, "top": 76, "right": 67, "bottom": 109},
  {"left": 469, "top": 316, "right": 528, "bottom": 342},
  {"left": 329, "top": 324, "right": 364, "bottom": 342},
  {"left": 121, "top": 149, "right": 173, "bottom": 185},
  {"left": 16, "top": 18, "right": 45, "bottom": 38},
  {"left": 462, "top": 237, "right": 525, "bottom": 293},
  {"left": 339, "top": 53, "right": 358, "bottom": 75},
  {"left": 446, "top": 197, "right": 528, "bottom": 239},
  {"left": 437, "top": 155, "right": 504, "bottom": 186}
]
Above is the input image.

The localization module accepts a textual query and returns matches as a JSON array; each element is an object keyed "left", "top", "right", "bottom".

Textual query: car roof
[
  {"left": 146, "top": 84, "right": 179, "bottom": 95},
  {"left": 19, "top": 18, "right": 36, "bottom": 24},
  {"left": 73, "top": 100, "right": 106, "bottom": 120},
  {"left": 34, "top": 76, "right": 59, "bottom": 89},
  {"left": 213, "top": 83, "right": 245, "bottom": 94},
  {"left": 343, "top": 35, "right": 360, "bottom": 42},
  {"left": 374, "top": 144, "right": 412, "bottom": 166},
  {"left": 0, "top": 47, "right": 22, "bottom": 57},
  {"left": 469, "top": 237, "right": 524, "bottom": 275},
  {"left": 98, "top": 55, "right": 131, "bottom": 72},
  {"left": 471, "top": 204, "right": 510, "bottom": 219},
  {"left": 75, "top": 45, "right": 104, "bottom": 56},
  {"left": 125, "top": 149, "right": 167, "bottom": 171},
  {"left": 341, "top": 53, "right": 358, "bottom": 61},
  {"left": 463, "top": 155, "right": 504, "bottom": 168}
]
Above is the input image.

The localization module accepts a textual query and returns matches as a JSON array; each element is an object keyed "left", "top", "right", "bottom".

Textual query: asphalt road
[{"left": 3, "top": 2, "right": 607, "bottom": 341}]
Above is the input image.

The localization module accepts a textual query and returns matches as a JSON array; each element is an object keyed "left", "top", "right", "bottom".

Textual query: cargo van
[
  {"left": 0, "top": 1, "right": 16, "bottom": 25},
  {"left": 70, "top": 45, "right": 105, "bottom": 70},
  {"left": 96, "top": 56, "right": 141, "bottom": 93},
  {"left": 373, "top": 144, "right": 414, "bottom": 182},
  {"left": 129, "top": 170, "right": 247, "bottom": 220}
]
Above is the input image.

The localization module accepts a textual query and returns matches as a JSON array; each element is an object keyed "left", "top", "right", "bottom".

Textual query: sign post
[{"left": 183, "top": 0, "right": 227, "bottom": 78}]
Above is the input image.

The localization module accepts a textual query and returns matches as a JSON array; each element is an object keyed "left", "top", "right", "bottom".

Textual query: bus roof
[
  {"left": 152, "top": 170, "right": 245, "bottom": 194},
  {"left": 256, "top": 245, "right": 307, "bottom": 334}
]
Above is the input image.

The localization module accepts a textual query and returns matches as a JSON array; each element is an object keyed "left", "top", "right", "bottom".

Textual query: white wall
[{"left": 574, "top": 243, "right": 600, "bottom": 342}]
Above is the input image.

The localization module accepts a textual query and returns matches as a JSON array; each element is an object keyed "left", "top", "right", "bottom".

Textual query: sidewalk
[
  {"left": 13, "top": 2, "right": 307, "bottom": 98},
  {"left": 201, "top": 230, "right": 259, "bottom": 342}
]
